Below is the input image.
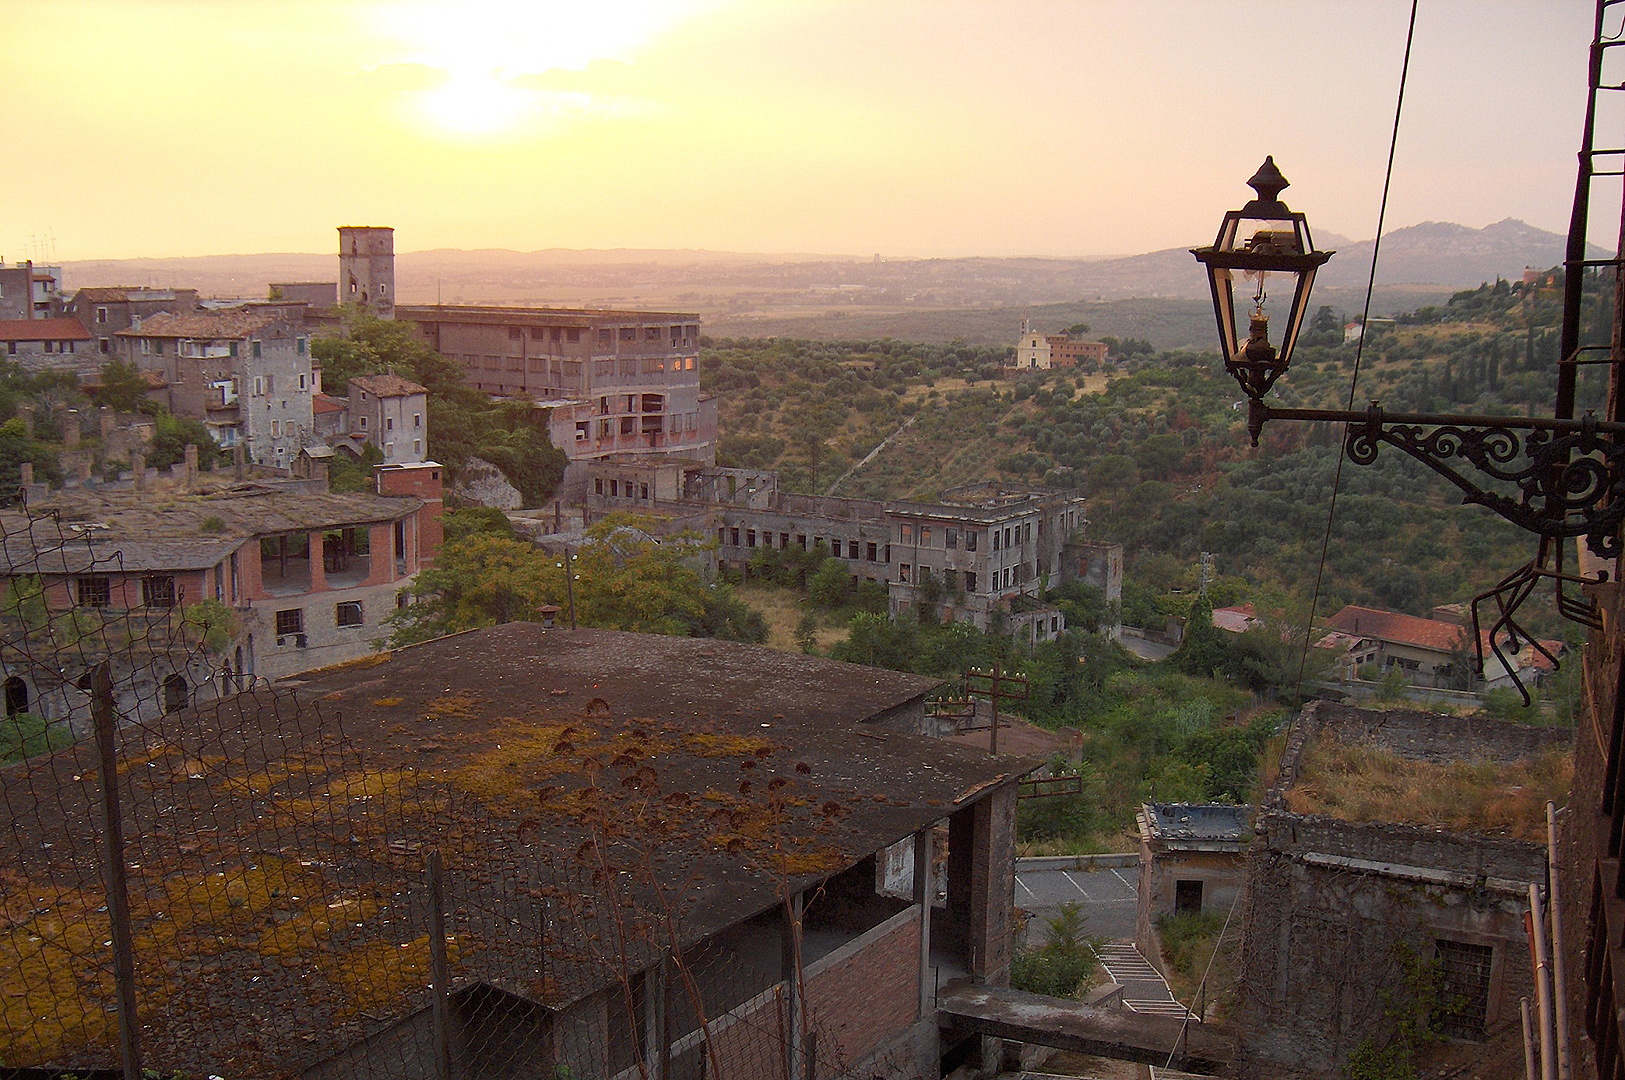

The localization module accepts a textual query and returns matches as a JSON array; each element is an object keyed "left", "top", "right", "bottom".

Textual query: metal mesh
[{"left": 0, "top": 502, "right": 890, "bottom": 1079}]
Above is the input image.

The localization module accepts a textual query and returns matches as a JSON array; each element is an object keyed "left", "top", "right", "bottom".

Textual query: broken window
[
  {"left": 1433, "top": 940, "right": 1493, "bottom": 1040},
  {"left": 1175, "top": 879, "right": 1203, "bottom": 913}
]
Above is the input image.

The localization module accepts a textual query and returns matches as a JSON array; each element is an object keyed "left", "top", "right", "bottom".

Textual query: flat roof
[
  {"left": 1144, "top": 802, "right": 1253, "bottom": 842},
  {"left": 0, "top": 625, "right": 1029, "bottom": 1074},
  {"left": 399, "top": 303, "right": 700, "bottom": 323}
]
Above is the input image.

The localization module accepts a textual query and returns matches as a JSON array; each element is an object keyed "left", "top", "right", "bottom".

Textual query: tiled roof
[
  {"left": 312, "top": 393, "right": 346, "bottom": 415},
  {"left": 115, "top": 311, "right": 278, "bottom": 339},
  {"left": 79, "top": 368, "right": 167, "bottom": 390},
  {"left": 1324, "top": 604, "right": 1466, "bottom": 654},
  {"left": 71, "top": 287, "right": 137, "bottom": 302},
  {"left": 1211, "top": 602, "right": 1259, "bottom": 634},
  {"left": 0, "top": 318, "right": 92, "bottom": 342},
  {"left": 350, "top": 373, "right": 428, "bottom": 398}
]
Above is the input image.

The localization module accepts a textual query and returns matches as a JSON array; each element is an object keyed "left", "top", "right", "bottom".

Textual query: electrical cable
[{"left": 1291, "top": 0, "right": 1420, "bottom": 701}]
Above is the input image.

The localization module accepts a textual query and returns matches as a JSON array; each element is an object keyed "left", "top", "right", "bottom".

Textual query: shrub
[{"left": 1010, "top": 902, "right": 1100, "bottom": 998}]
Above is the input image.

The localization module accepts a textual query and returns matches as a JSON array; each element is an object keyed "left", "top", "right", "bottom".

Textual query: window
[
  {"left": 965, "top": 571, "right": 977, "bottom": 593},
  {"left": 945, "top": 569, "right": 958, "bottom": 591},
  {"left": 946, "top": 528, "right": 958, "bottom": 549},
  {"left": 359, "top": 416, "right": 367, "bottom": 430},
  {"left": 509, "top": 327, "right": 523, "bottom": 340},
  {"left": 610, "top": 480, "right": 619, "bottom": 497},
  {"left": 229, "top": 341, "right": 239, "bottom": 357},
  {"left": 1433, "top": 940, "right": 1493, "bottom": 1040},
  {"left": 992, "top": 530, "right": 1001, "bottom": 551},
  {"left": 567, "top": 328, "right": 581, "bottom": 343},
  {"left": 639, "top": 484, "right": 649, "bottom": 500},
  {"left": 899, "top": 563, "right": 911, "bottom": 583},
  {"left": 336, "top": 601, "right": 364, "bottom": 627},
  {"left": 595, "top": 478, "right": 605, "bottom": 495},
  {"left": 746, "top": 530, "right": 756, "bottom": 548},
  {"left": 298, "top": 374, "right": 307, "bottom": 391},
  {"left": 386, "top": 417, "right": 394, "bottom": 431},
  {"left": 1005, "top": 527, "right": 1013, "bottom": 548},
  {"left": 99, "top": 338, "right": 109, "bottom": 354},
  {"left": 275, "top": 608, "right": 304, "bottom": 637},
  {"left": 153, "top": 339, "right": 164, "bottom": 355},
  {"left": 141, "top": 339, "right": 151, "bottom": 355},
  {"left": 142, "top": 575, "right": 176, "bottom": 609},
  {"left": 797, "top": 534, "right": 807, "bottom": 550},
  {"left": 619, "top": 327, "right": 637, "bottom": 341},
  {"left": 645, "top": 326, "right": 661, "bottom": 341},
  {"left": 77, "top": 575, "right": 111, "bottom": 607},
  {"left": 730, "top": 528, "right": 740, "bottom": 546},
  {"left": 848, "top": 540, "right": 859, "bottom": 559},
  {"left": 413, "top": 412, "right": 422, "bottom": 429},
  {"left": 780, "top": 533, "right": 790, "bottom": 549},
  {"left": 271, "top": 420, "right": 281, "bottom": 437},
  {"left": 1175, "top": 879, "right": 1203, "bottom": 914},
  {"left": 297, "top": 337, "right": 307, "bottom": 355},
  {"left": 96, "top": 307, "right": 107, "bottom": 324},
  {"left": 598, "top": 329, "right": 613, "bottom": 345},
  {"left": 867, "top": 542, "right": 878, "bottom": 562},
  {"left": 901, "top": 524, "right": 913, "bottom": 543},
  {"left": 252, "top": 341, "right": 262, "bottom": 358},
  {"left": 575, "top": 422, "right": 589, "bottom": 441},
  {"left": 413, "top": 439, "right": 421, "bottom": 455}
]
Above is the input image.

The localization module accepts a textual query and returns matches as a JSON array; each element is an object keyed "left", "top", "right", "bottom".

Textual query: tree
[
  {"left": 89, "top": 360, "right": 152, "bottom": 413},
  {"left": 148, "top": 413, "right": 223, "bottom": 471},
  {"left": 807, "top": 559, "right": 851, "bottom": 609}
]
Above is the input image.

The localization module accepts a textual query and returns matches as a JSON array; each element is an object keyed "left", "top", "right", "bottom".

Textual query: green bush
[
  {"left": 0, "top": 712, "right": 71, "bottom": 765},
  {"left": 1010, "top": 902, "right": 1100, "bottom": 998}
]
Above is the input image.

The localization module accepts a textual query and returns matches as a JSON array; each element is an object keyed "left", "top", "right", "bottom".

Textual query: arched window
[
  {"left": 5, "top": 676, "right": 28, "bottom": 718},
  {"left": 163, "top": 674, "right": 188, "bottom": 715}
]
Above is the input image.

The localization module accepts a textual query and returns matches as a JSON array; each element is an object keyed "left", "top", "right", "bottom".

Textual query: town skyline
[{"left": 1, "top": 0, "right": 1598, "bottom": 263}]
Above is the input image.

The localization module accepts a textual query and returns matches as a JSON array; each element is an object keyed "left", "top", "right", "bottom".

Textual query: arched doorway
[
  {"left": 4, "top": 677, "right": 27, "bottom": 718},
  {"left": 163, "top": 674, "right": 189, "bottom": 715}
]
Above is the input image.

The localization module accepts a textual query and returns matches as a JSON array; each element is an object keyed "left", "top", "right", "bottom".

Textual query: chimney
[
  {"left": 131, "top": 451, "right": 145, "bottom": 491},
  {"left": 233, "top": 444, "right": 245, "bottom": 480}
]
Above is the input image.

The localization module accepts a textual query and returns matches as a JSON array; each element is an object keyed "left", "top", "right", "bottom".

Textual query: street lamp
[{"left": 1192, "top": 157, "right": 1333, "bottom": 427}]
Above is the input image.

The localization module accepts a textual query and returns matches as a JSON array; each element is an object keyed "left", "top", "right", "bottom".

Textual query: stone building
[
  {"left": 0, "top": 316, "right": 92, "bottom": 368},
  {"left": 65, "top": 286, "right": 201, "bottom": 356},
  {"left": 1135, "top": 802, "right": 1253, "bottom": 960},
  {"left": 1235, "top": 702, "right": 1570, "bottom": 1077},
  {"left": 1011, "top": 321, "right": 1051, "bottom": 371},
  {"left": 347, "top": 372, "right": 429, "bottom": 464},
  {"left": 338, "top": 225, "right": 395, "bottom": 318},
  {"left": 116, "top": 310, "right": 317, "bottom": 465},
  {"left": 0, "top": 261, "right": 32, "bottom": 320}
]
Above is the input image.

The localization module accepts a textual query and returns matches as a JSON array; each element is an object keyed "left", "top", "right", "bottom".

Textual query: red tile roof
[
  {"left": 312, "top": 393, "right": 346, "bottom": 415},
  {"left": 1324, "top": 604, "right": 1466, "bottom": 653},
  {"left": 1211, "top": 602, "right": 1260, "bottom": 634},
  {"left": 0, "top": 317, "right": 91, "bottom": 342},
  {"left": 350, "top": 373, "right": 428, "bottom": 398}
]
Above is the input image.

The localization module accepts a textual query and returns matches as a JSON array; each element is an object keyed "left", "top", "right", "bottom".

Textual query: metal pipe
[
  {"left": 1523, "top": 997, "right": 1539, "bottom": 1080},
  {"left": 1255, "top": 400, "right": 1625, "bottom": 437},
  {"left": 1548, "top": 802, "right": 1573, "bottom": 1080},
  {"left": 92, "top": 661, "right": 141, "bottom": 1080},
  {"left": 1530, "top": 882, "right": 1558, "bottom": 1080}
]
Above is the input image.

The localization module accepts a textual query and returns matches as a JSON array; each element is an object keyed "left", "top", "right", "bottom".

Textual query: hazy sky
[{"left": 0, "top": 0, "right": 1600, "bottom": 261}]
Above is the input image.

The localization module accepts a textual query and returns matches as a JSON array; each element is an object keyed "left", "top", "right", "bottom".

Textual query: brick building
[
  {"left": 0, "top": 624, "right": 1033, "bottom": 1078},
  {"left": 1045, "top": 334, "right": 1107, "bottom": 368}
]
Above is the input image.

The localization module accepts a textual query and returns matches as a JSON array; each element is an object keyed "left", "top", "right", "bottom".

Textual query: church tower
[{"left": 337, "top": 226, "right": 395, "bottom": 319}]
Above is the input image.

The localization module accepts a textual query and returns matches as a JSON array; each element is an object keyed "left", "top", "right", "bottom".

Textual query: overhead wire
[{"left": 1291, "top": 0, "right": 1421, "bottom": 701}]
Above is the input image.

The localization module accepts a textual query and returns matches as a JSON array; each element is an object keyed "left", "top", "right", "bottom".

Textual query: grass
[
  {"left": 1285, "top": 733, "right": 1572, "bottom": 841},
  {"left": 1155, "top": 909, "right": 1239, "bottom": 1022},
  {"left": 734, "top": 584, "right": 849, "bottom": 653},
  {"left": 0, "top": 712, "right": 72, "bottom": 765}
]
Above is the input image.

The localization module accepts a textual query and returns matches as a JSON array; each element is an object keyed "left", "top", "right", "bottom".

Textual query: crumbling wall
[
  {"left": 1299, "top": 699, "right": 1572, "bottom": 766},
  {"left": 1235, "top": 810, "right": 1542, "bottom": 1078}
]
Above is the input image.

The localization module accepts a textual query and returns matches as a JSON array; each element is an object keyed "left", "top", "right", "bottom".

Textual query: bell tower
[{"left": 337, "top": 226, "right": 395, "bottom": 319}]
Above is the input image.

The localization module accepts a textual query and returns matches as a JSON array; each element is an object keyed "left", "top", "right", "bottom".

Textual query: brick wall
[{"left": 804, "top": 906, "right": 921, "bottom": 1076}]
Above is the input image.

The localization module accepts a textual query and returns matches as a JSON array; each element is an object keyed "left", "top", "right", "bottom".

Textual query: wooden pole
[
  {"left": 428, "top": 849, "right": 451, "bottom": 1080},
  {"left": 92, "top": 662, "right": 141, "bottom": 1080},
  {"left": 989, "top": 663, "right": 1000, "bottom": 756}
]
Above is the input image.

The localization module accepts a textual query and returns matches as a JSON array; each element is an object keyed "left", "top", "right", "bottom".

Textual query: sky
[{"left": 0, "top": 0, "right": 1603, "bottom": 261}]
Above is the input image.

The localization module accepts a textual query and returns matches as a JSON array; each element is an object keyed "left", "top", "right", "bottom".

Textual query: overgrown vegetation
[
  {"left": 1010, "top": 902, "right": 1101, "bottom": 998},
  {"left": 0, "top": 712, "right": 71, "bottom": 765}
]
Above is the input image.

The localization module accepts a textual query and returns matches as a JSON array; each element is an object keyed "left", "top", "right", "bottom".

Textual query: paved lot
[{"left": 1015, "top": 863, "right": 1140, "bottom": 944}]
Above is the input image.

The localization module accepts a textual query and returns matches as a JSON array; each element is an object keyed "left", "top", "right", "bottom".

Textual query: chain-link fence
[{"left": 0, "top": 504, "right": 890, "bottom": 1079}]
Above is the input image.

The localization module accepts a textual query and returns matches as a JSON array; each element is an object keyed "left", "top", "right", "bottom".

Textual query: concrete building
[
  {"left": 270, "top": 281, "right": 339, "bottom": 309},
  {"left": 1136, "top": 802, "right": 1253, "bottom": 944},
  {"left": 401, "top": 303, "right": 716, "bottom": 490},
  {"left": 338, "top": 226, "right": 395, "bottom": 318},
  {"left": 0, "top": 623, "right": 1033, "bottom": 1078},
  {"left": 116, "top": 310, "right": 317, "bottom": 465},
  {"left": 66, "top": 286, "right": 201, "bottom": 356},
  {"left": 0, "top": 317, "right": 92, "bottom": 368},
  {"left": 347, "top": 373, "right": 429, "bottom": 464}
]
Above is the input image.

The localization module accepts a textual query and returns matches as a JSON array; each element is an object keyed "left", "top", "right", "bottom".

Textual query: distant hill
[{"left": 54, "top": 220, "right": 1590, "bottom": 331}]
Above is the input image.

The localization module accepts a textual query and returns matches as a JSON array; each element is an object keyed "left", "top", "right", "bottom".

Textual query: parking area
[{"left": 1015, "top": 861, "right": 1140, "bottom": 944}]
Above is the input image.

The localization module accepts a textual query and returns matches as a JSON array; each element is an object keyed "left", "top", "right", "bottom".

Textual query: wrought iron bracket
[{"left": 1250, "top": 400, "right": 1625, "bottom": 560}]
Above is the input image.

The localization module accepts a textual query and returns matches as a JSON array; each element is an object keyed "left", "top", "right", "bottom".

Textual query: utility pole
[{"left": 964, "top": 664, "right": 1028, "bottom": 755}]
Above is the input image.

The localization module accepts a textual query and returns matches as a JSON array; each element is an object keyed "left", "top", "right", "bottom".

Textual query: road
[{"left": 1015, "top": 862, "right": 1140, "bottom": 944}]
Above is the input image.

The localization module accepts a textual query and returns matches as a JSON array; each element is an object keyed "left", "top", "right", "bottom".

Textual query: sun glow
[{"left": 378, "top": 0, "right": 723, "bottom": 136}]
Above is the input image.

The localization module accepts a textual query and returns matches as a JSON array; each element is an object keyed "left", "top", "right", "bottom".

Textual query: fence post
[
  {"left": 428, "top": 849, "right": 451, "bottom": 1080},
  {"left": 91, "top": 661, "right": 141, "bottom": 1080}
]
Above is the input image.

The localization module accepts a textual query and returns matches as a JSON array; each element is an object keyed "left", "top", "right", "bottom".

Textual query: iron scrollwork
[{"left": 1344, "top": 408, "right": 1625, "bottom": 560}]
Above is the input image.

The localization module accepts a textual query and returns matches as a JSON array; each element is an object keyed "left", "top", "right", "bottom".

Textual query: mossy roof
[{"left": 0, "top": 625, "right": 1032, "bottom": 1077}]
